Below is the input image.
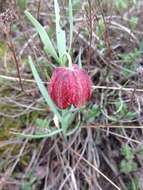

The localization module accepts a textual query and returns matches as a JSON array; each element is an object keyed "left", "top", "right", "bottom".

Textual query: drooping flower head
[{"left": 49, "top": 64, "right": 92, "bottom": 109}]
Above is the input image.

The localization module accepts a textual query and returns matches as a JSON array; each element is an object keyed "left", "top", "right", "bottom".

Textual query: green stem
[{"left": 62, "top": 52, "right": 72, "bottom": 69}]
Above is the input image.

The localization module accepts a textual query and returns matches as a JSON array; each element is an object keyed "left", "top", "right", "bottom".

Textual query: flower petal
[{"left": 48, "top": 65, "right": 92, "bottom": 109}]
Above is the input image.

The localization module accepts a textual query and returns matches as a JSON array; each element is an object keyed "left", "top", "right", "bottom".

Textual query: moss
[
  {"left": 0, "top": 117, "right": 21, "bottom": 140},
  {"left": 0, "top": 41, "right": 7, "bottom": 59}
]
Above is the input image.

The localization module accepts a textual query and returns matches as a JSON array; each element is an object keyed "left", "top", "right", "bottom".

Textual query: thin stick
[
  {"left": 92, "top": 85, "right": 143, "bottom": 93},
  {"left": 7, "top": 41, "right": 24, "bottom": 91},
  {"left": 71, "top": 148, "right": 121, "bottom": 190},
  {"left": 1, "top": 75, "right": 143, "bottom": 93},
  {"left": 82, "top": 124, "right": 143, "bottom": 129},
  {"left": 101, "top": 129, "right": 141, "bottom": 144},
  {"left": 37, "top": 0, "right": 42, "bottom": 21},
  {"left": 0, "top": 74, "right": 37, "bottom": 83},
  {"left": 87, "top": 0, "right": 93, "bottom": 67}
]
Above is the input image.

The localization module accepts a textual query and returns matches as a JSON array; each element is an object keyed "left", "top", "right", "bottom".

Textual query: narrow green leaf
[
  {"left": 54, "top": 0, "right": 66, "bottom": 61},
  {"left": 61, "top": 106, "right": 76, "bottom": 135},
  {"left": 11, "top": 128, "right": 63, "bottom": 139},
  {"left": 61, "top": 111, "right": 72, "bottom": 135},
  {"left": 28, "top": 56, "right": 61, "bottom": 121},
  {"left": 78, "top": 48, "right": 82, "bottom": 68},
  {"left": 25, "top": 11, "right": 59, "bottom": 62},
  {"left": 68, "top": 0, "right": 73, "bottom": 53}
]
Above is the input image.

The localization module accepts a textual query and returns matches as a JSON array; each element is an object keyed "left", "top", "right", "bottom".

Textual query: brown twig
[
  {"left": 87, "top": 0, "right": 93, "bottom": 67},
  {"left": 37, "top": 0, "right": 42, "bottom": 21},
  {"left": 0, "top": 8, "right": 24, "bottom": 91},
  {"left": 6, "top": 39, "right": 24, "bottom": 91},
  {"left": 82, "top": 124, "right": 143, "bottom": 129},
  {"left": 96, "top": 0, "right": 113, "bottom": 58}
]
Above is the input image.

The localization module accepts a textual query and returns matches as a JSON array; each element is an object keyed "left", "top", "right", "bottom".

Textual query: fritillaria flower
[{"left": 49, "top": 64, "right": 92, "bottom": 109}]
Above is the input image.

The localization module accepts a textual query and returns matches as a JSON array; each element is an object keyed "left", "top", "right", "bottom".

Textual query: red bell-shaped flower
[{"left": 49, "top": 64, "right": 92, "bottom": 109}]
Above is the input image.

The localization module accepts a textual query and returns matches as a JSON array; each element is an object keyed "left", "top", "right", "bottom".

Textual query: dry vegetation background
[{"left": 0, "top": 0, "right": 143, "bottom": 189}]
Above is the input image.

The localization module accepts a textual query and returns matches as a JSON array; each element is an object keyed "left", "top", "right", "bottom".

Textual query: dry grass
[{"left": 0, "top": 0, "right": 143, "bottom": 189}]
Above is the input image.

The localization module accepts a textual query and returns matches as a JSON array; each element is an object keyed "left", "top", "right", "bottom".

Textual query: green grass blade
[
  {"left": 78, "top": 48, "right": 82, "bottom": 68},
  {"left": 11, "top": 128, "right": 63, "bottom": 139},
  {"left": 25, "top": 11, "right": 59, "bottom": 62},
  {"left": 54, "top": 0, "right": 66, "bottom": 62},
  {"left": 68, "top": 0, "right": 73, "bottom": 53},
  {"left": 28, "top": 56, "right": 62, "bottom": 121}
]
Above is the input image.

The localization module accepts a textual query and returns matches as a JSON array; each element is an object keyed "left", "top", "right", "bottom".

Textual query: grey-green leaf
[
  {"left": 54, "top": 0, "right": 66, "bottom": 62},
  {"left": 28, "top": 56, "right": 61, "bottom": 121},
  {"left": 25, "top": 11, "right": 59, "bottom": 62},
  {"left": 68, "top": 0, "right": 73, "bottom": 53}
]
